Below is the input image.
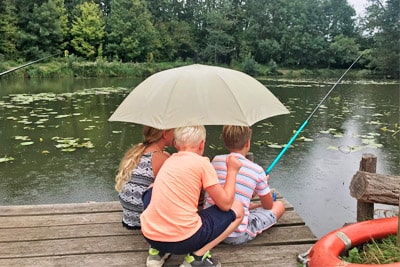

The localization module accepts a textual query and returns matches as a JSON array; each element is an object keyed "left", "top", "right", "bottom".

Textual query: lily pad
[
  {"left": 20, "top": 141, "right": 34, "bottom": 146},
  {"left": 0, "top": 156, "right": 15, "bottom": 163},
  {"left": 268, "top": 144, "right": 283, "bottom": 149}
]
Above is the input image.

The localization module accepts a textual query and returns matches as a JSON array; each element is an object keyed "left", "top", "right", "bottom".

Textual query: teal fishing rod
[
  {"left": 266, "top": 52, "right": 364, "bottom": 174},
  {"left": 0, "top": 53, "right": 58, "bottom": 77}
]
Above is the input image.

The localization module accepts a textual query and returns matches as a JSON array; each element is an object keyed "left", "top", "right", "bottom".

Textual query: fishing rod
[
  {"left": 0, "top": 53, "right": 58, "bottom": 77},
  {"left": 265, "top": 52, "right": 364, "bottom": 174}
]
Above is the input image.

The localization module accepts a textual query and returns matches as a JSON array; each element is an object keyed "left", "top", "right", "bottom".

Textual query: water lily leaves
[
  {"left": 0, "top": 156, "right": 15, "bottom": 163},
  {"left": 2, "top": 87, "right": 129, "bottom": 159},
  {"left": 268, "top": 143, "right": 284, "bottom": 149},
  {"left": 14, "top": 136, "right": 31, "bottom": 141},
  {"left": 297, "top": 136, "right": 314, "bottom": 142},
  {"left": 52, "top": 137, "right": 95, "bottom": 152},
  {"left": 54, "top": 114, "right": 71, "bottom": 119},
  {"left": 20, "top": 141, "right": 34, "bottom": 146}
]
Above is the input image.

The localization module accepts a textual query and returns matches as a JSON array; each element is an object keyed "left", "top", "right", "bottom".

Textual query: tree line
[{"left": 0, "top": 0, "right": 398, "bottom": 78}]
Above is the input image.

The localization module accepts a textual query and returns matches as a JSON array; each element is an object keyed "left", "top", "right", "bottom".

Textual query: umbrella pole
[{"left": 265, "top": 52, "right": 364, "bottom": 174}]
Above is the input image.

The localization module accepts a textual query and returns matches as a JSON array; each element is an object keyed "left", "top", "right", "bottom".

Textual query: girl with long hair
[{"left": 115, "top": 126, "right": 174, "bottom": 229}]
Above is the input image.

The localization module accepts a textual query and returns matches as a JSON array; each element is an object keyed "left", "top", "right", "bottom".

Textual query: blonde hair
[
  {"left": 174, "top": 125, "right": 206, "bottom": 148},
  {"left": 115, "top": 126, "right": 163, "bottom": 192},
  {"left": 222, "top": 125, "right": 252, "bottom": 150}
]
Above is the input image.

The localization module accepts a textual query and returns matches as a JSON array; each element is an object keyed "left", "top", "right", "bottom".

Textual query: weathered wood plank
[
  {"left": 0, "top": 236, "right": 147, "bottom": 259},
  {"left": 0, "top": 225, "right": 315, "bottom": 259},
  {"left": 0, "top": 212, "right": 120, "bottom": 228},
  {"left": 166, "top": 244, "right": 313, "bottom": 267},
  {"left": 0, "top": 202, "right": 122, "bottom": 216},
  {"left": 0, "top": 203, "right": 298, "bottom": 229},
  {"left": 0, "top": 211, "right": 306, "bottom": 242},
  {"left": 0, "top": 197, "right": 293, "bottom": 216},
  {"left": 0, "top": 244, "right": 312, "bottom": 267},
  {"left": 0, "top": 222, "right": 132, "bottom": 242}
]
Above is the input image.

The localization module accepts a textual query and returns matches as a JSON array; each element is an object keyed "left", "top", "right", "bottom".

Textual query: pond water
[{"left": 0, "top": 76, "right": 399, "bottom": 238}]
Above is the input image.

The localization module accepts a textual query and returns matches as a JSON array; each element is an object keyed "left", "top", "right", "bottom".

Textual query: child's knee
[{"left": 273, "top": 200, "right": 285, "bottom": 219}]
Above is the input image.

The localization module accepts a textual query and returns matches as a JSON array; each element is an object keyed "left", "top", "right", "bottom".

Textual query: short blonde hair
[
  {"left": 174, "top": 125, "right": 206, "bottom": 147},
  {"left": 222, "top": 125, "right": 252, "bottom": 150}
]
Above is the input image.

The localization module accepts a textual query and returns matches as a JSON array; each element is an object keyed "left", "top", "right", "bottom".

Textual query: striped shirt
[{"left": 204, "top": 152, "right": 270, "bottom": 237}]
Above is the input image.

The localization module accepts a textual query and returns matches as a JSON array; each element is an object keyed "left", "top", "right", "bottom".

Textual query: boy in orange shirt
[{"left": 140, "top": 125, "right": 244, "bottom": 267}]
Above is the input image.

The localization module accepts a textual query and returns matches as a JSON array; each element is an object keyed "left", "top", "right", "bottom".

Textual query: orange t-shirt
[{"left": 140, "top": 151, "right": 219, "bottom": 242}]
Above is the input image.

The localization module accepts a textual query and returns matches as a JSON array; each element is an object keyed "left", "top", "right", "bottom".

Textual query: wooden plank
[
  {"left": 0, "top": 212, "right": 121, "bottom": 228},
  {"left": 0, "top": 202, "right": 122, "bottom": 216},
  {"left": 0, "top": 222, "right": 133, "bottom": 242},
  {"left": 0, "top": 211, "right": 307, "bottom": 243},
  {"left": 226, "top": 225, "right": 317, "bottom": 246},
  {"left": 0, "top": 198, "right": 293, "bottom": 216},
  {"left": 166, "top": 244, "right": 313, "bottom": 267},
  {"left": 0, "top": 252, "right": 147, "bottom": 267},
  {"left": 0, "top": 209, "right": 300, "bottom": 229},
  {"left": 0, "top": 225, "right": 315, "bottom": 259},
  {"left": 0, "top": 244, "right": 313, "bottom": 267},
  {"left": 0, "top": 236, "right": 147, "bottom": 259},
  {"left": 275, "top": 210, "right": 304, "bottom": 226}
]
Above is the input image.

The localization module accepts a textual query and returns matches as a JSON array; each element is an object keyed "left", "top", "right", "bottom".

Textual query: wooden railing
[{"left": 349, "top": 153, "right": 400, "bottom": 246}]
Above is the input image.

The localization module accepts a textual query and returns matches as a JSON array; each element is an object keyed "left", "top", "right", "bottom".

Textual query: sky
[{"left": 347, "top": 0, "right": 368, "bottom": 16}]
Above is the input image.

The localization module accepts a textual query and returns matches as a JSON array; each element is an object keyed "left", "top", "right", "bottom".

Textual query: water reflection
[{"left": 0, "top": 77, "right": 398, "bottom": 238}]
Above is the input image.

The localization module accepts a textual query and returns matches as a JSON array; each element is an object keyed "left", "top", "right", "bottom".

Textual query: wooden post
[{"left": 356, "top": 153, "right": 376, "bottom": 222}]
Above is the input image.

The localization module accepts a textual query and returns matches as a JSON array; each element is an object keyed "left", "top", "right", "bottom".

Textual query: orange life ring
[{"left": 308, "top": 216, "right": 399, "bottom": 267}]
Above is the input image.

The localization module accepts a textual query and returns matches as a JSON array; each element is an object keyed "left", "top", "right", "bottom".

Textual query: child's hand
[{"left": 226, "top": 154, "right": 242, "bottom": 173}]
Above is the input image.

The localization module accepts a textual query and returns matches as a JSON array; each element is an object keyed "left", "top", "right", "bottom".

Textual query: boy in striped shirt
[{"left": 204, "top": 125, "right": 285, "bottom": 245}]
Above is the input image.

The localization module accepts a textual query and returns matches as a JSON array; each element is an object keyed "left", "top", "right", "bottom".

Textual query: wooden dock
[{"left": 0, "top": 192, "right": 317, "bottom": 266}]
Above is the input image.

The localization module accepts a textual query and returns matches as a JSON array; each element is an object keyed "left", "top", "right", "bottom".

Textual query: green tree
[
  {"left": 329, "top": 34, "right": 360, "bottom": 67},
  {"left": 105, "top": 0, "right": 159, "bottom": 62},
  {"left": 0, "top": 0, "right": 18, "bottom": 59},
  {"left": 201, "top": 3, "right": 234, "bottom": 64},
  {"left": 155, "top": 20, "right": 196, "bottom": 61},
  {"left": 70, "top": 1, "right": 105, "bottom": 60},
  {"left": 364, "top": 0, "right": 399, "bottom": 78},
  {"left": 15, "top": 0, "right": 67, "bottom": 60},
  {"left": 322, "top": 0, "right": 356, "bottom": 39}
]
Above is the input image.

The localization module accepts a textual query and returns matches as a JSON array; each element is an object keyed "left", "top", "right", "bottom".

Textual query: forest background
[{"left": 0, "top": 0, "right": 399, "bottom": 79}]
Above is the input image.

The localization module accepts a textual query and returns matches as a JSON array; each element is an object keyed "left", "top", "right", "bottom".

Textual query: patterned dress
[{"left": 119, "top": 152, "right": 156, "bottom": 229}]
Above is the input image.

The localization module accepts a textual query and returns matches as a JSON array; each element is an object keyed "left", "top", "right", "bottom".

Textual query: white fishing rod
[{"left": 0, "top": 53, "right": 58, "bottom": 77}]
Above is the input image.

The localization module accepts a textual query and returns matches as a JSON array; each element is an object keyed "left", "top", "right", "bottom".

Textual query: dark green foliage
[
  {"left": 0, "top": 0, "right": 398, "bottom": 78},
  {"left": 343, "top": 235, "right": 400, "bottom": 264}
]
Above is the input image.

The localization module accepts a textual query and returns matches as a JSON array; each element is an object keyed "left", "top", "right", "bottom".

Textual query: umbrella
[{"left": 109, "top": 64, "right": 289, "bottom": 129}]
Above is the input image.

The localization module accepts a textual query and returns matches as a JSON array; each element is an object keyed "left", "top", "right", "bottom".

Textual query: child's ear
[
  {"left": 199, "top": 139, "right": 205, "bottom": 150},
  {"left": 246, "top": 139, "right": 251, "bottom": 149},
  {"left": 198, "top": 139, "right": 205, "bottom": 154}
]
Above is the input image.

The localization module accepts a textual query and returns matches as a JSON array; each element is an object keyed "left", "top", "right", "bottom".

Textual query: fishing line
[
  {"left": 0, "top": 53, "right": 58, "bottom": 77},
  {"left": 266, "top": 52, "right": 364, "bottom": 174}
]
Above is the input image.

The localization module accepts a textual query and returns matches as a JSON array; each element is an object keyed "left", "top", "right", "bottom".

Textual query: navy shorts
[{"left": 142, "top": 188, "right": 236, "bottom": 254}]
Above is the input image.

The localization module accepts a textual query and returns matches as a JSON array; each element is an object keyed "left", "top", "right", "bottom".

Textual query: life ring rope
[{"left": 336, "top": 231, "right": 352, "bottom": 250}]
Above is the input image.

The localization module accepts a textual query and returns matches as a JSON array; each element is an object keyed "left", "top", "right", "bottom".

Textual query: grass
[{"left": 343, "top": 235, "right": 400, "bottom": 264}]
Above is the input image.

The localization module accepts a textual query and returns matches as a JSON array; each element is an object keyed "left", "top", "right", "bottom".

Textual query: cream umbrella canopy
[{"left": 109, "top": 64, "right": 289, "bottom": 129}]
